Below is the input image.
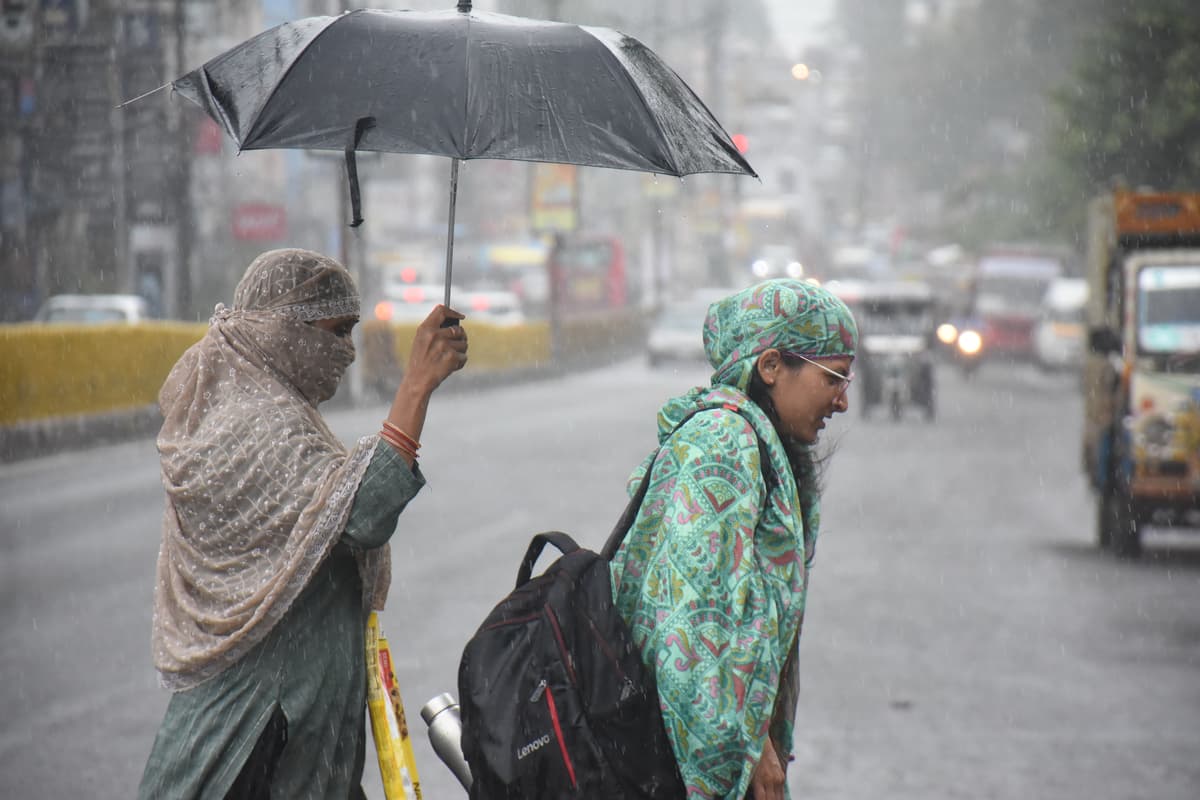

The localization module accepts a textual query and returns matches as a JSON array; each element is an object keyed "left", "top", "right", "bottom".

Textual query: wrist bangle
[
  {"left": 380, "top": 429, "right": 418, "bottom": 460},
  {"left": 382, "top": 421, "right": 421, "bottom": 451}
]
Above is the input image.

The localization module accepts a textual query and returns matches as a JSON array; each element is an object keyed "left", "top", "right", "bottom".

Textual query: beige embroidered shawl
[{"left": 152, "top": 249, "right": 388, "bottom": 691}]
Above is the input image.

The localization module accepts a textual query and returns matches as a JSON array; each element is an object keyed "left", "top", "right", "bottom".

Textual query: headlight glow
[
  {"left": 957, "top": 329, "right": 983, "bottom": 355},
  {"left": 936, "top": 323, "right": 958, "bottom": 345},
  {"left": 752, "top": 259, "right": 770, "bottom": 277}
]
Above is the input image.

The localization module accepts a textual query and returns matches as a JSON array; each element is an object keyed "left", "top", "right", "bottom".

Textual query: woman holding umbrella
[
  {"left": 610, "top": 279, "right": 858, "bottom": 800},
  {"left": 138, "top": 248, "right": 467, "bottom": 799}
]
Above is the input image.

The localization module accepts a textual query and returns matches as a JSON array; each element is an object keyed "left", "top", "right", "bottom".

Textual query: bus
[{"left": 550, "top": 234, "right": 629, "bottom": 313}]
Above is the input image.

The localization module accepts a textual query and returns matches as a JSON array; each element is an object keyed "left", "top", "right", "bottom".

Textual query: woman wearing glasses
[{"left": 610, "top": 279, "right": 857, "bottom": 800}]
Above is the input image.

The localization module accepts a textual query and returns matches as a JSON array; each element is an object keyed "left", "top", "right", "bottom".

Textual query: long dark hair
[{"left": 746, "top": 354, "right": 829, "bottom": 519}]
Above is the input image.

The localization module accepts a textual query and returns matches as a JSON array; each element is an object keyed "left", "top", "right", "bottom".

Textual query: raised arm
[{"left": 381, "top": 304, "right": 468, "bottom": 468}]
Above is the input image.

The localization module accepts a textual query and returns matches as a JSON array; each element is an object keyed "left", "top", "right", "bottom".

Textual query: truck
[{"left": 1082, "top": 190, "right": 1200, "bottom": 556}]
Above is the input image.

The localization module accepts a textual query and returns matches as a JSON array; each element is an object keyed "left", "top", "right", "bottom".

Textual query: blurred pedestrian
[
  {"left": 138, "top": 248, "right": 468, "bottom": 799},
  {"left": 610, "top": 279, "right": 858, "bottom": 800}
]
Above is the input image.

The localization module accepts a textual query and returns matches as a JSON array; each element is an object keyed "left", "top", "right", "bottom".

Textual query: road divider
[
  {"left": 0, "top": 321, "right": 208, "bottom": 426},
  {"left": 0, "top": 309, "right": 648, "bottom": 460}
]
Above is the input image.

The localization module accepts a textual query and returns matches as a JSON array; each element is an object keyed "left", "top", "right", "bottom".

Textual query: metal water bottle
[{"left": 421, "top": 693, "right": 473, "bottom": 790}]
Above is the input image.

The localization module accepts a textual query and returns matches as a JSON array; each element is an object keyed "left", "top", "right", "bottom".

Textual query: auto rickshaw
[{"left": 852, "top": 282, "right": 938, "bottom": 421}]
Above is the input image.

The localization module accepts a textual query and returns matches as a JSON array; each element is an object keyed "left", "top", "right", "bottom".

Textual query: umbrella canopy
[
  {"left": 174, "top": 5, "right": 754, "bottom": 177},
  {"left": 167, "top": 2, "right": 756, "bottom": 303}
]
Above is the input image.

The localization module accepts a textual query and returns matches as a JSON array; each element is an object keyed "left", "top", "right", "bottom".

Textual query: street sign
[
  {"left": 232, "top": 203, "right": 287, "bottom": 241},
  {"left": 530, "top": 163, "right": 578, "bottom": 234}
]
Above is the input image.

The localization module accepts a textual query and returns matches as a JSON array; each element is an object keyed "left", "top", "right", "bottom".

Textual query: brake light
[
  {"left": 374, "top": 301, "right": 394, "bottom": 321},
  {"left": 470, "top": 295, "right": 491, "bottom": 311},
  {"left": 400, "top": 267, "right": 418, "bottom": 283},
  {"left": 402, "top": 286, "right": 425, "bottom": 303}
]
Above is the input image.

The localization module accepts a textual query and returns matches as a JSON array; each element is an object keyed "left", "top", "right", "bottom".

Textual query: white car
[
  {"left": 647, "top": 302, "right": 709, "bottom": 366},
  {"left": 372, "top": 283, "right": 450, "bottom": 323},
  {"left": 1033, "top": 277, "right": 1088, "bottom": 370},
  {"left": 750, "top": 245, "right": 806, "bottom": 280},
  {"left": 462, "top": 289, "right": 526, "bottom": 327},
  {"left": 372, "top": 284, "right": 526, "bottom": 327},
  {"left": 34, "top": 294, "right": 151, "bottom": 323}
]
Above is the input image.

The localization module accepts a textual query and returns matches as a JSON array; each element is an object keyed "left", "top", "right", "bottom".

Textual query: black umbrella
[{"left": 160, "top": 1, "right": 757, "bottom": 306}]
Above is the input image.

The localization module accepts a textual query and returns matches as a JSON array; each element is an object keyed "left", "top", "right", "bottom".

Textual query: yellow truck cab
[{"left": 1083, "top": 191, "right": 1200, "bottom": 556}]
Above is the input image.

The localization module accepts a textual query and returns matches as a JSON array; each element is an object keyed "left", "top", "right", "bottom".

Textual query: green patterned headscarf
[{"left": 705, "top": 279, "right": 858, "bottom": 391}]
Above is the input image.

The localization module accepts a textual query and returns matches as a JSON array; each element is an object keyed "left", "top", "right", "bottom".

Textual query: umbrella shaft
[{"left": 444, "top": 159, "right": 461, "bottom": 309}]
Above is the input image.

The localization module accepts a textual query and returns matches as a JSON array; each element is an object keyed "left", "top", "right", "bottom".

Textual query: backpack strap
[
  {"left": 516, "top": 531, "right": 579, "bottom": 588},
  {"left": 600, "top": 401, "right": 775, "bottom": 562},
  {"left": 599, "top": 468, "right": 655, "bottom": 561}
]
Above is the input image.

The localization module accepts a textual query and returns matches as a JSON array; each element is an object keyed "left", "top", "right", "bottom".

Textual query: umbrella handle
[{"left": 443, "top": 158, "right": 461, "bottom": 310}]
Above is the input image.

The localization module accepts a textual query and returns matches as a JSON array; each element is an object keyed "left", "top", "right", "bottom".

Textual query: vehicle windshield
[
  {"left": 654, "top": 304, "right": 707, "bottom": 331},
  {"left": 976, "top": 276, "right": 1056, "bottom": 313},
  {"left": 1137, "top": 265, "right": 1200, "bottom": 353},
  {"left": 974, "top": 255, "right": 1063, "bottom": 314},
  {"left": 41, "top": 307, "right": 129, "bottom": 323},
  {"left": 860, "top": 301, "right": 933, "bottom": 336}
]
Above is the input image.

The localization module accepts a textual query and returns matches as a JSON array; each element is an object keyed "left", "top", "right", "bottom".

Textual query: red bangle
[
  {"left": 382, "top": 421, "right": 420, "bottom": 451},
  {"left": 380, "top": 429, "right": 418, "bottom": 460}
]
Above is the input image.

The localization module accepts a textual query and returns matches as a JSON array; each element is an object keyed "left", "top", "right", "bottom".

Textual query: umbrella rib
[
  {"left": 581, "top": 26, "right": 680, "bottom": 176},
  {"left": 116, "top": 81, "right": 171, "bottom": 109},
  {"left": 198, "top": 67, "right": 243, "bottom": 151},
  {"left": 239, "top": 13, "right": 345, "bottom": 149},
  {"left": 170, "top": 67, "right": 244, "bottom": 150}
]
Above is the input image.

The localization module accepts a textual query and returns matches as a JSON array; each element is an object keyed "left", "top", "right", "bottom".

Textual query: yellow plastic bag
[{"left": 366, "top": 612, "right": 423, "bottom": 800}]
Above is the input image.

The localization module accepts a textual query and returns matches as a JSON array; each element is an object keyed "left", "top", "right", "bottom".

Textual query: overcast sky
[{"left": 763, "top": 0, "right": 836, "bottom": 58}]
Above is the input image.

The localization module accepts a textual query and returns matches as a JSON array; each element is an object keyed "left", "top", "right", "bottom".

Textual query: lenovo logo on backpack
[
  {"left": 458, "top": 531, "right": 685, "bottom": 799},
  {"left": 516, "top": 733, "right": 551, "bottom": 761}
]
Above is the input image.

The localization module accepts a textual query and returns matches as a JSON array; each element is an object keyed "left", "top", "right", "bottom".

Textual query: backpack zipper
[{"left": 586, "top": 617, "right": 637, "bottom": 702}]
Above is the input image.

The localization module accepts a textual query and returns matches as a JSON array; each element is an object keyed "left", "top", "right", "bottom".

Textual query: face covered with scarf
[
  {"left": 153, "top": 248, "right": 383, "bottom": 691},
  {"left": 226, "top": 248, "right": 360, "bottom": 404}
]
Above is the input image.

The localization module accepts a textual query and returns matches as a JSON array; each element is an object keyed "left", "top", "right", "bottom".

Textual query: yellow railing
[
  {"left": 1, "top": 310, "right": 647, "bottom": 427},
  {"left": 360, "top": 319, "right": 552, "bottom": 391},
  {"left": 0, "top": 322, "right": 207, "bottom": 426}
]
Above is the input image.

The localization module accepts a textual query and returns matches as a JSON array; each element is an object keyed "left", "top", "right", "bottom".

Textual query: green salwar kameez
[{"left": 139, "top": 442, "right": 422, "bottom": 800}]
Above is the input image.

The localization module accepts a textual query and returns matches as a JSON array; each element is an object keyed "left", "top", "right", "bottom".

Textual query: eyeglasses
[{"left": 786, "top": 353, "right": 854, "bottom": 395}]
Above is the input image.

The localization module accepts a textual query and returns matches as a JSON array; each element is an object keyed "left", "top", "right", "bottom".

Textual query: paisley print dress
[{"left": 610, "top": 384, "right": 817, "bottom": 800}]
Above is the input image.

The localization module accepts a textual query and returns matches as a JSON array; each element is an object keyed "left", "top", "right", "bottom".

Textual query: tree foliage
[
  {"left": 1045, "top": 0, "right": 1200, "bottom": 233},
  {"left": 834, "top": 0, "right": 1096, "bottom": 245},
  {"left": 833, "top": 0, "right": 1200, "bottom": 247}
]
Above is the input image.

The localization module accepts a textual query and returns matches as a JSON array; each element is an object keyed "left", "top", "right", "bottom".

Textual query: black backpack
[
  {"left": 457, "top": 404, "right": 772, "bottom": 799},
  {"left": 457, "top": 460, "right": 688, "bottom": 798}
]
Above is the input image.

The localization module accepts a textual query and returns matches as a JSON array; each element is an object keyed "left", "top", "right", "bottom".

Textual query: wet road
[{"left": 2, "top": 358, "right": 1198, "bottom": 799}]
